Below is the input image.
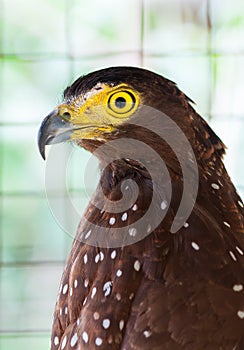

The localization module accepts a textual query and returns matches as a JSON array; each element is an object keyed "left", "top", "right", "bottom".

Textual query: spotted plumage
[{"left": 38, "top": 67, "right": 244, "bottom": 349}]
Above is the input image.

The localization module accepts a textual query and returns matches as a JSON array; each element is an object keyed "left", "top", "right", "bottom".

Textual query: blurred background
[{"left": 0, "top": 0, "right": 244, "bottom": 348}]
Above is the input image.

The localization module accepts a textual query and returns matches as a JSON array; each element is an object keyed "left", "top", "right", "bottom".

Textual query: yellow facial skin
[{"left": 57, "top": 84, "right": 141, "bottom": 141}]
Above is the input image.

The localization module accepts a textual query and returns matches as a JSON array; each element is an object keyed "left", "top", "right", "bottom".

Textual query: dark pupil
[{"left": 115, "top": 97, "right": 126, "bottom": 109}]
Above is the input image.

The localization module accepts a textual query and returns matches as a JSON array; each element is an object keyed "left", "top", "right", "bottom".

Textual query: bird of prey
[{"left": 38, "top": 67, "right": 244, "bottom": 350}]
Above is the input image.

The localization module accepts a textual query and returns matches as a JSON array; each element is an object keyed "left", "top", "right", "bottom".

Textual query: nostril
[{"left": 62, "top": 112, "right": 71, "bottom": 120}]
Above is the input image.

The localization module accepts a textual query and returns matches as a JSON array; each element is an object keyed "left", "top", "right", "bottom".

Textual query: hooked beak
[{"left": 37, "top": 110, "right": 74, "bottom": 160}]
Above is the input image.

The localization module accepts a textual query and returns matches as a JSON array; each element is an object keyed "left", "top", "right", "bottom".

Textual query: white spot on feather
[
  {"left": 211, "top": 183, "right": 220, "bottom": 190},
  {"left": 74, "top": 279, "right": 78, "bottom": 288},
  {"left": 91, "top": 287, "right": 97, "bottom": 299},
  {"left": 103, "top": 281, "right": 112, "bottom": 297},
  {"left": 70, "top": 333, "right": 78, "bottom": 347},
  {"left": 83, "top": 253, "right": 88, "bottom": 264},
  {"left": 128, "top": 227, "right": 137, "bottom": 237},
  {"left": 93, "top": 312, "right": 100, "bottom": 320},
  {"left": 82, "top": 331, "right": 89, "bottom": 343},
  {"left": 111, "top": 250, "right": 117, "bottom": 259},
  {"left": 132, "top": 204, "right": 138, "bottom": 211},
  {"left": 85, "top": 230, "right": 91, "bottom": 239},
  {"left": 183, "top": 222, "right": 189, "bottom": 228},
  {"left": 238, "top": 200, "right": 243, "bottom": 208},
  {"left": 236, "top": 246, "right": 244, "bottom": 255},
  {"left": 143, "top": 330, "right": 152, "bottom": 338},
  {"left": 147, "top": 224, "right": 151, "bottom": 233},
  {"left": 121, "top": 212, "right": 128, "bottom": 221},
  {"left": 61, "top": 335, "right": 67, "bottom": 349},
  {"left": 233, "top": 284, "right": 243, "bottom": 292},
  {"left": 84, "top": 279, "right": 89, "bottom": 288},
  {"left": 109, "top": 217, "right": 116, "bottom": 225},
  {"left": 54, "top": 336, "right": 59, "bottom": 346},
  {"left": 102, "top": 318, "right": 110, "bottom": 329},
  {"left": 95, "top": 253, "right": 100, "bottom": 263},
  {"left": 161, "top": 200, "right": 167, "bottom": 210},
  {"left": 191, "top": 242, "right": 200, "bottom": 251},
  {"left": 62, "top": 284, "right": 68, "bottom": 295},
  {"left": 229, "top": 250, "right": 237, "bottom": 261},
  {"left": 223, "top": 221, "right": 230, "bottom": 227},
  {"left": 237, "top": 310, "right": 244, "bottom": 319},
  {"left": 116, "top": 269, "right": 122, "bottom": 277},
  {"left": 95, "top": 337, "right": 103, "bottom": 346},
  {"left": 134, "top": 260, "right": 141, "bottom": 271},
  {"left": 119, "top": 320, "right": 125, "bottom": 331}
]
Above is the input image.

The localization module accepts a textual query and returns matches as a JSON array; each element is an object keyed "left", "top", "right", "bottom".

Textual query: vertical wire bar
[
  {"left": 0, "top": 0, "right": 4, "bottom": 259},
  {"left": 0, "top": 0, "right": 4, "bottom": 338},
  {"left": 139, "top": 0, "right": 145, "bottom": 67},
  {"left": 64, "top": 0, "right": 74, "bottom": 266},
  {"left": 65, "top": 0, "right": 75, "bottom": 80},
  {"left": 206, "top": 0, "right": 213, "bottom": 121}
]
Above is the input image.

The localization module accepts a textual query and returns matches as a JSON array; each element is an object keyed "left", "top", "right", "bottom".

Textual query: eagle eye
[{"left": 106, "top": 89, "right": 139, "bottom": 118}]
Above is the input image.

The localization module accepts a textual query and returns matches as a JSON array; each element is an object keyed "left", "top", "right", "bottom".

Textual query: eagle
[{"left": 38, "top": 67, "right": 244, "bottom": 350}]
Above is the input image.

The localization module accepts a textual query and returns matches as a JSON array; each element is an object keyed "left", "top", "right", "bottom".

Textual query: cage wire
[{"left": 0, "top": 0, "right": 244, "bottom": 349}]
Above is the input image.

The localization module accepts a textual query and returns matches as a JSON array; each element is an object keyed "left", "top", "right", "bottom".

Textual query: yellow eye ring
[{"left": 106, "top": 90, "right": 139, "bottom": 117}]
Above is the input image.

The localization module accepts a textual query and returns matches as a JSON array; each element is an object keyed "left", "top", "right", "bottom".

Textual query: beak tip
[
  {"left": 38, "top": 129, "right": 46, "bottom": 160},
  {"left": 38, "top": 143, "right": 46, "bottom": 160},
  {"left": 41, "top": 150, "right": 46, "bottom": 161}
]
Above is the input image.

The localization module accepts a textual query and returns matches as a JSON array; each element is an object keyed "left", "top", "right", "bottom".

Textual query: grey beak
[{"left": 37, "top": 110, "right": 74, "bottom": 160}]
